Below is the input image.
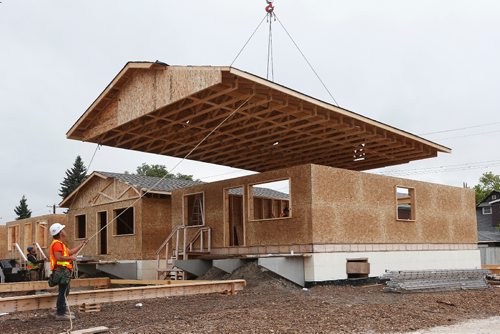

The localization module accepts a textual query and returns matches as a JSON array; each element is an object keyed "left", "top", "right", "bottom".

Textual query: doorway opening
[
  {"left": 98, "top": 211, "right": 108, "bottom": 255},
  {"left": 225, "top": 187, "right": 244, "bottom": 247}
]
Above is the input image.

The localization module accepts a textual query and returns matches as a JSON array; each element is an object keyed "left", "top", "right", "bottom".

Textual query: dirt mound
[
  {"left": 227, "top": 261, "right": 299, "bottom": 291},
  {"left": 196, "top": 267, "right": 229, "bottom": 280}
]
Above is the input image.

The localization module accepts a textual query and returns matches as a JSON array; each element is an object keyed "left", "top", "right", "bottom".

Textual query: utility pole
[{"left": 47, "top": 204, "right": 59, "bottom": 214}]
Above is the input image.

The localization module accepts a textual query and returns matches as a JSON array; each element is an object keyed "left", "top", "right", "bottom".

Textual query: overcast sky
[{"left": 1, "top": 0, "right": 499, "bottom": 223}]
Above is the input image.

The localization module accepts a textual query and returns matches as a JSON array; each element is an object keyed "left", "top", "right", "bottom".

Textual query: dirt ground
[{"left": 2, "top": 264, "right": 500, "bottom": 334}]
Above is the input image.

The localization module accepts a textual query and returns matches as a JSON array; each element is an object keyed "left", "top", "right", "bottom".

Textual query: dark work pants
[{"left": 56, "top": 281, "right": 70, "bottom": 315}]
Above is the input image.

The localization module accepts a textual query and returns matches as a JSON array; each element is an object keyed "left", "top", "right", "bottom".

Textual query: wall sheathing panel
[
  {"left": 310, "top": 164, "right": 477, "bottom": 245},
  {"left": 67, "top": 199, "right": 142, "bottom": 260},
  {"left": 0, "top": 225, "right": 7, "bottom": 259},
  {"left": 141, "top": 197, "right": 172, "bottom": 259},
  {"left": 3, "top": 215, "right": 66, "bottom": 260},
  {"left": 171, "top": 165, "right": 314, "bottom": 248},
  {"left": 65, "top": 175, "right": 171, "bottom": 260},
  {"left": 82, "top": 67, "right": 223, "bottom": 141}
]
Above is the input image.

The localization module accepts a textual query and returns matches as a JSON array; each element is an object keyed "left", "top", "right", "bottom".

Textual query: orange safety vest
[{"left": 49, "top": 239, "right": 73, "bottom": 270}]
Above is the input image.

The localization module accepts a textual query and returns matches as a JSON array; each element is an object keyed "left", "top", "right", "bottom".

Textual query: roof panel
[{"left": 68, "top": 61, "right": 450, "bottom": 172}]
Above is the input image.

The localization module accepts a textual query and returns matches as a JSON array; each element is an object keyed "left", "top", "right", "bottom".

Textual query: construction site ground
[{"left": 1, "top": 264, "right": 500, "bottom": 334}]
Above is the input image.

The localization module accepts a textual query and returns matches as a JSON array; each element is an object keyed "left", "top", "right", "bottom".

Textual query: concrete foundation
[
  {"left": 258, "top": 257, "right": 305, "bottom": 286},
  {"left": 304, "top": 249, "right": 481, "bottom": 282}
]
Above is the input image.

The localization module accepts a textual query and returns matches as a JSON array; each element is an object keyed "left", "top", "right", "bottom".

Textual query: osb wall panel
[
  {"left": 140, "top": 197, "right": 172, "bottom": 259},
  {"left": 171, "top": 164, "right": 313, "bottom": 248},
  {"left": 4, "top": 214, "right": 66, "bottom": 259},
  {"left": 68, "top": 177, "right": 140, "bottom": 210},
  {"left": 310, "top": 164, "right": 477, "bottom": 244},
  {"left": 67, "top": 199, "right": 143, "bottom": 260},
  {"left": 84, "top": 67, "right": 223, "bottom": 140},
  {"left": 0, "top": 225, "right": 7, "bottom": 259}
]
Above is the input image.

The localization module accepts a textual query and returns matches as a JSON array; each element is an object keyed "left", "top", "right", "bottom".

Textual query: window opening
[
  {"left": 396, "top": 186, "right": 415, "bottom": 220},
  {"left": 35, "top": 222, "right": 48, "bottom": 248},
  {"left": 75, "top": 215, "right": 87, "bottom": 239},
  {"left": 114, "top": 208, "right": 134, "bottom": 235},
  {"left": 24, "top": 223, "right": 33, "bottom": 249},
  {"left": 185, "top": 193, "right": 204, "bottom": 226},
  {"left": 250, "top": 179, "right": 290, "bottom": 220},
  {"left": 7, "top": 225, "right": 20, "bottom": 251},
  {"left": 482, "top": 207, "right": 492, "bottom": 215}
]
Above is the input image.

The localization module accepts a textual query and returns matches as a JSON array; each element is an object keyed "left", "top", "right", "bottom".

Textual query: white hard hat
[{"left": 49, "top": 223, "right": 66, "bottom": 236}]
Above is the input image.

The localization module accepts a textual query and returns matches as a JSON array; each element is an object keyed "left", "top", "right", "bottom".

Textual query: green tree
[
  {"left": 134, "top": 163, "right": 195, "bottom": 181},
  {"left": 59, "top": 155, "right": 87, "bottom": 199},
  {"left": 14, "top": 195, "right": 32, "bottom": 220},
  {"left": 473, "top": 171, "right": 500, "bottom": 204}
]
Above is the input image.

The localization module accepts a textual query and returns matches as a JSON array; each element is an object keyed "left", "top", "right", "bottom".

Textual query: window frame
[
  {"left": 248, "top": 178, "right": 292, "bottom": 222},
  {"left": 35, "top": 221, "right": 48, "bottom": 248},
  {"left": 75, "top": 214, "right": 87, "bottom": 240},
  {"left": 395, "top": 185, "right": 416, "bottom": 222},
  {"left": 113, "top": 207, "right": 135, "bottom": 236},
  {"left": 183, "top": 192, "right": 205, "bottom": 227},
  {"left": 482, "top": 206, "right": 493, "bottom": 215}
]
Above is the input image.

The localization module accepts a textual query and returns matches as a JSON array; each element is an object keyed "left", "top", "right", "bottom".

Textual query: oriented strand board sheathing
[
  {"left": 0, "top": 225, "right": 7, "bottom": 259},
  {"left": 171, "top": 164, "right": 313, "bottom": 248},
  {"left": 310, "top": 164, "right": 477, "bottom": 244},
  {"left": 61, "top": 174, "right": 171, "bottom": 260},
  {"left": 80, "top": 67, "right": 223, "bottom": 141},
  {"left": 4, "top": 214, "right": 66, "bottom": 260},
  {"left": 67, "top": 62, "right": 450, "bottom": 173}
]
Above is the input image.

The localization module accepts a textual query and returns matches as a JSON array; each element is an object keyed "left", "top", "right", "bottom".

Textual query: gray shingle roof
[
  {"left": 97, "top": 171, "right": 203, "bottom": 193},
  {"left": 228, "top": 187, "right": 289, "bottom": 200}
]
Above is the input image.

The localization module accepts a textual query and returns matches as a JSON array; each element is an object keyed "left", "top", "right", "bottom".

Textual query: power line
[{"left": 419, "top": 121, "right": 500, "bottom": 136}]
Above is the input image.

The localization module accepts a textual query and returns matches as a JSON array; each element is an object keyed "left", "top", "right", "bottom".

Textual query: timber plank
[{"left": 0, "top": 280, "right": 246, "bottom": 313}]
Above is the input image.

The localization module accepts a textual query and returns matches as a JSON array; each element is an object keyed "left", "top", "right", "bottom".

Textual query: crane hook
[{"left": 265, "top": 0, "right": 274, "bottom": 14}]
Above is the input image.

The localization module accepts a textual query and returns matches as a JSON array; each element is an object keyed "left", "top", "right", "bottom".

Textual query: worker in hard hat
[
  {"left": 26, "top": 245, "right": 43, "bottom": 281},
  {"left": 49, "top": 223, "right": 88, "bottom": 321}
]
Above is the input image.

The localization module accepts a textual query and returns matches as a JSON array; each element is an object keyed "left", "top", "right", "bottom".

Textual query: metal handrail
[
  {"left": 188, "top": 227, "right": 211, "bottom": 253},
  {"left": 34, "top": 242, "right": 48, "bottom": 260},
  {"left": 14, "top": 243, "right": 28, "bottom": 262},
  {"left": 155, "top": 225, "right": 183, "bottom": 256}
]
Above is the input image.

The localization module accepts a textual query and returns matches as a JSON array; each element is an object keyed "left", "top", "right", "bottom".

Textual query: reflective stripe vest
[
  {"left": 49, "top": 239, "right": 73, "bottom": 270},
  {"left": 26, "top": 255, "right": 40, "bottom": 270}
]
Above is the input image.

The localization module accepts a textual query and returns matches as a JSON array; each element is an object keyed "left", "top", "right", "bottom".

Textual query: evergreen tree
[
  {"left": 14, "top": 195, "right": 32, "bottom": 220},
  {"left": 59, "top": 155, "right": 87, "bottom": 199}
]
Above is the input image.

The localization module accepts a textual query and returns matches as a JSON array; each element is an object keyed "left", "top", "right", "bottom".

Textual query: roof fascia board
[
  {"left": 59, "top": 172, "right": 109, "bottom": 207},
  {"left": 227, "top": 67, "right": 451, "bottom": 154}
]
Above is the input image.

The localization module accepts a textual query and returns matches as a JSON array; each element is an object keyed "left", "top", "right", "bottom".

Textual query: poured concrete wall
[
  {"left": 310, "top": 164, "right": 477, "bottom": 245},
  {"left": 304, "top": 250, "right": 481, "bottom": 282}
]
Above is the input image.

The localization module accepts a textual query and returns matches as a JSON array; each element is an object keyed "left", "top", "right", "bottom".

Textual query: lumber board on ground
[
  {"left": 109, "top": 279, "right": 211, "bottom": 285},
  {"left": 0, "top": 280, "right": 246, "bottom": 313},
  {"left": 60, "top": 326, "right": 109, "bottom": 334},
  {"left": 0, "top": 278, "right": 110, "bottom": 293}
]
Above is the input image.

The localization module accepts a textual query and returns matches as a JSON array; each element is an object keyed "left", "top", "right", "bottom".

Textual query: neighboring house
[
  {"left": 476, "top": 190, "right": 500, "bottom": 225},
  {"left": 3, "top": 214, "right": 66, "bottom": 261},
  {"left": 59, "top": 171, "right": 202, "bottom": 279},
  {"left": 476, "top": 191, "right": 500, "bottom": 265}
]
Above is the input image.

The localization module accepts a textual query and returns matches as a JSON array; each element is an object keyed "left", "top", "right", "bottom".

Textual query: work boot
[{"left": 55, "top": 313, "right": 76, "bottom": 321}]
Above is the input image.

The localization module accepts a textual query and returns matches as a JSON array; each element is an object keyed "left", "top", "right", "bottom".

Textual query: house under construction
[{"left": 63, "top": 61, "right": 480, "bottom": 286}]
